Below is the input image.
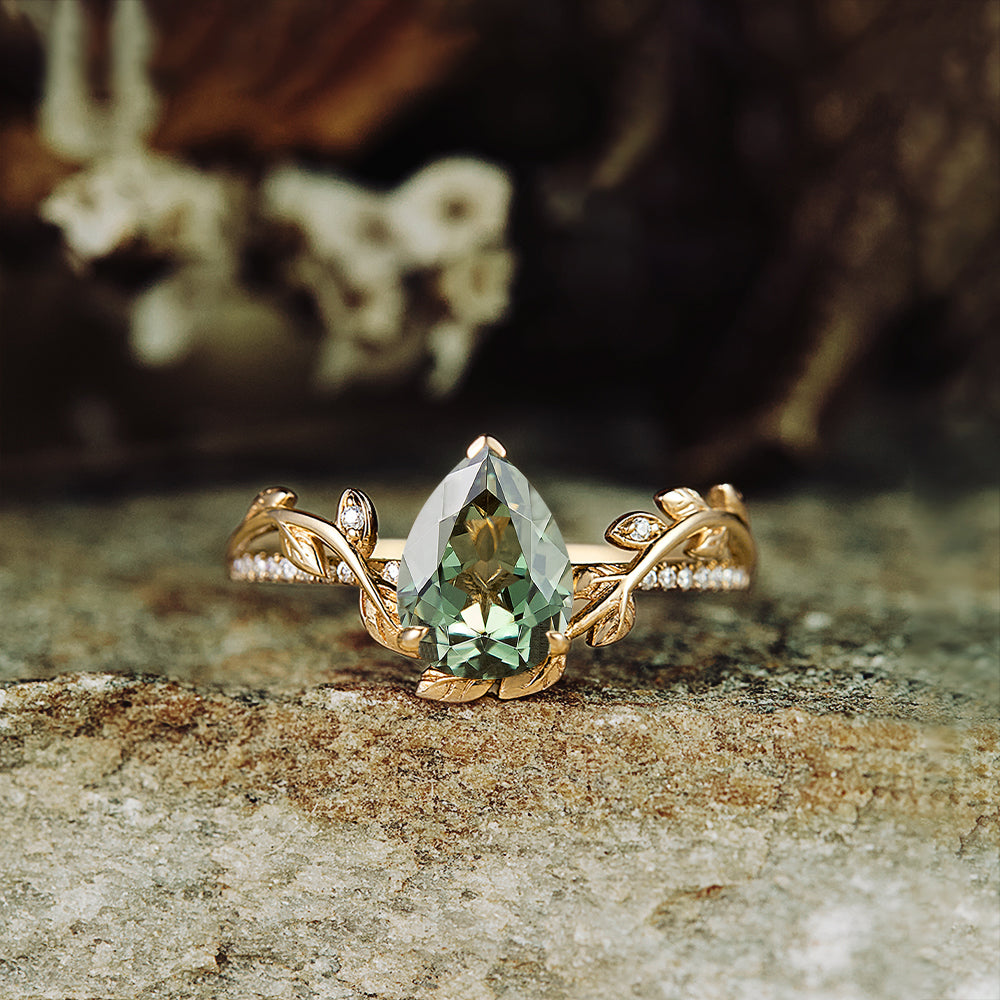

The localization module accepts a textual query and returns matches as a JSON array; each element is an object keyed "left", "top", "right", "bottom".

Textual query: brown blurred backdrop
[{"left": 1, "top": 0, "right": 997, "bottom": 492}]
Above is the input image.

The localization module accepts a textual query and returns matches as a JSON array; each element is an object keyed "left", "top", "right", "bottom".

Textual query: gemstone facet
[{"left": 397, "top": 442, "right": 573, "bottom": 680}]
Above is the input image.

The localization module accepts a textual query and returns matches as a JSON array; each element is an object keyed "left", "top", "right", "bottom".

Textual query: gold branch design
[{"left": 566, "top": 488, "right": 755, "bottom": 647}]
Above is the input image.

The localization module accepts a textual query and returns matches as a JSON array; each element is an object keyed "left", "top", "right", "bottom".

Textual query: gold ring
[{"left": 226, "top": 435, "right": 756, "bottom": 702}]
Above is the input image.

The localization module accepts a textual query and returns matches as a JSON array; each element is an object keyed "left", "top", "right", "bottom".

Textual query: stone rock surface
[{"left": 0, "top": 481, "right": 997, "bottom": 999}]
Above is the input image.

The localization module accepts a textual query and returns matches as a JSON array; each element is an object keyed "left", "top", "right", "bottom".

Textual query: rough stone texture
[{"left": 0, "top": 481, "right": 997, "bottom": 1000}]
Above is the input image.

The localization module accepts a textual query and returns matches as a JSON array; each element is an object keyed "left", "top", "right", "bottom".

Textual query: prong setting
[
  {"left": 466, "top": 434, "right": 507, "bottom": 459},
  {"left": 546, "top": 630, "right": 570, "bottom": 656},
  {"left": 398, "top": 626, "right": 429, "bottom": 655}
]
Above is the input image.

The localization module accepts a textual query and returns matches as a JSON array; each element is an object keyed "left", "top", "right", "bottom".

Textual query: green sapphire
[{"left": 397, "top": 439, "right": 573, "bottom": 680}]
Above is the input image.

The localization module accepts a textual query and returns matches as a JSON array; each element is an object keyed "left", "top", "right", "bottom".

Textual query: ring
[{"left": 226, "top": 435, "right": 756, "bottom": 702}]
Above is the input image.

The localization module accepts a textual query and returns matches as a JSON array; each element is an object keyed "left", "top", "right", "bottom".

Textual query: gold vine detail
[{"left": 226, "top": 483, "right": 754, "bottom": 702}]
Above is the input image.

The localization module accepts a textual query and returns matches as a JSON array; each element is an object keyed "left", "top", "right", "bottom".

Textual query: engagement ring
[{"left": 226, "top": 435, "right": 756, "bottom": 702}]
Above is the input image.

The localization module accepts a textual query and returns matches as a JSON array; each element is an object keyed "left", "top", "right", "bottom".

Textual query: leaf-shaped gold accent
[
  {"left": 686, "top": 526, "right": 731, "bottom": 561},
  {"left": 336, "top": 488, "right": 378, "bottom": 558},
  {"left": 604, "top": 511, "right": 670, "bottom": 551},
  {"left": 587, "top": 593, "right": 636, "bottom": 647},
  {"left": 358, "top": 583, "right": 413, "bottom": 656},
  {"left": 574, "top": 563, "right": 626, "bottom": 603},
  {"left": 498, "top": 655, "right": 566, "bottom": 700},
  {"left": 706, "top": 484, "right": 750, "bottom": 525},
  {"left": 275, "top": 520, "right": 328, "bottom": 578},
  {"left": 415, "top": 669, "right": 493, "bottom": 703},
  {"left": 236, "top": 487, "right": 297, "bottom": 528},
  {"left": 654, "top": 487, "right": 710, "bottom": 523}
]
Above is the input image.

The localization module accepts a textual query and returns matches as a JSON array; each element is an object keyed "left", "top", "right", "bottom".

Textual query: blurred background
[{"left": 0, "top": 0, "right": 997, "bottom": 493}]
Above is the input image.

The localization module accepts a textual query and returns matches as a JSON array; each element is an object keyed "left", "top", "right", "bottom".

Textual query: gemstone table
[{"left": 0, "top": 480, "right": 997, "bottom": 999}]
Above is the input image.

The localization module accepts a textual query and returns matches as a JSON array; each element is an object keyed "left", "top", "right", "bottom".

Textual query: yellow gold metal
[
  {"left": 398, "top": 626, "right": 429, "bottom": 654},
  {"left": 546, "top": 630, "right": 571, "bottom": 656},
  {"left": 226, "top": 438, "right": 756, "bottom": 702},
  {"left": 466, "top": 434, "right": 507, "bottom": 459}
]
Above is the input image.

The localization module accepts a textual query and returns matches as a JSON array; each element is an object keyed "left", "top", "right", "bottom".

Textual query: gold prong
[
  {"left": 398, "top": 626, "right": 429, "bottom": 654},
  {"left": 244, "top": 487, "right": 297, "bottom": 520},
  {"left": 546, "top": 630, "right": 570, "bottom": 656},
  {"left": 466, "top": 435, "right": 507, "bottom": 459}
]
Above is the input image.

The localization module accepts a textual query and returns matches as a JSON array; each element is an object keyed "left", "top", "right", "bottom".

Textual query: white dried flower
[
  {"left": 290, "top": 254, "right": 405, "bottom": 347},
  {"left": 261, "top": 165, "right": 399, "bottom": 284},
  {"left": 130, "top": 267, "right": 297, "bottom": 373},
  {"left": 41, "top": 160, "right": 140, "bottom": 260},
  {"left": 39, "top": 0, "right": 158, "bottom": 159},
  {"left": 312, "top": 329, "right": 421, "bottom": 393},
  {"left": 389, "top": 157, "right": 513, "bottom": 266},
  {"left": 129, "top": 274, "right": 198, "bottom": 366},
  {"left": 437, "top": 249, "right": 515, "bottom": 325},
  {"left": 107, "top": 0, "right": 158, "bottom": 152},
  {"left": 425, "top": 320, "right": 478, "bottom": 397},
  {"left": 38, "top": 0, "right": 104, "bottom": 159},
  {"left": 41, "top": 152, "right": 246, "bottom": 268}
]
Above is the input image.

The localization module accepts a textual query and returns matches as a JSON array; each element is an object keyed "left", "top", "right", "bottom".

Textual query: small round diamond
[
  {"left": 340, "top": 505, "right": 364, "bottom": 531},
  {"left": 640, "top": 569, "right": 657, "bottom": 591},
  {"left": 281, "top": 558, "right": 298, "bottom": 581},
  {"left": 383, "top": 560, "right": 400, "bottom": 584},
  {"left": 693, "top": 566, "right": 710, "bottom": 589},
  {"left": 658, "top": 565, "right": 676, "bottom": 589},
  {"left": 677, "top": 567, "right": 693, "bottom": 590},
  {"left": 337, "top": 561, "right": 356, "bottom": 585},
  {"left": 631, "top": 517, "right": 652, "bottom": 542},
  {"left": 721, "top": 567, "right": 734, "bottom": 589}
]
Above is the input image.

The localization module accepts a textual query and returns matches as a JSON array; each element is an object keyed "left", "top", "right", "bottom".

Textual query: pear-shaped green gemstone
[{"left": 397, "top": 443, "right": 573, "bottom": 680}]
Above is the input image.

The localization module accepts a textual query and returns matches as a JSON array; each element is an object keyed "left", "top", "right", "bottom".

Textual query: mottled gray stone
[{"left": 0, "top": 483, "right": 997, "bottom": 999}]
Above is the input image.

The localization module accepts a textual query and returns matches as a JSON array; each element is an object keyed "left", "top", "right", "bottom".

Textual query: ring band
[{"left": 226, "top": 435, "right": 756, "bottom": 702}]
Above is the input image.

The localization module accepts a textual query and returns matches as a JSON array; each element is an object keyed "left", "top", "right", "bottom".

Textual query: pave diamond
[{"left": 397, "top": 443, "right": 573, "bottom": 680}]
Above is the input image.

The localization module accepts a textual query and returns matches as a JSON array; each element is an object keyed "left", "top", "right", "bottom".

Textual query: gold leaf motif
[
  {"left": 359, "top": 583, "right": 410, "bottom": 655},
  {"left": 498, "top": 655, "right": 566, "bottom": 699},
  {"left": 337, "top": 488, "right": 378, "bottom": 558},
  {"left": 275, "top": 520, "right": 328, "bottom": 578},
  {"left": 654, "top": 487, "right": 709, "bottom": 523},
  {"left": 245, "top": 486, "right": 297, "bottom": 519},
  {"left": 706, "top": 484, "right": 750, "bottom": 525},
  {"left": 587, "top": 593, "right": 636, "bottom": 647},
  {"left": 604, "top": 511, "right": 669, "bottom": 551},
  {"left": 574, "top": 563, "right": 626, "bottom": 603},
  {"left": 686, "top": 526, "right": 731, "bottom": 561},
  {"left": 415, "top": 669, "right": 493, "bottom": 703}
]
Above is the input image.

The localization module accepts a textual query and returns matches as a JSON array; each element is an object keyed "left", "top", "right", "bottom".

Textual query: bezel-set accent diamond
[
  {"left": 631, "top": 517, "right": 652, "bottom": 541},
  {"left": 226, "top": 436, "right": 756, "bottom": 701},
  {"left": 340, "top": 505, "right": 364, "bottom": 531}
]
